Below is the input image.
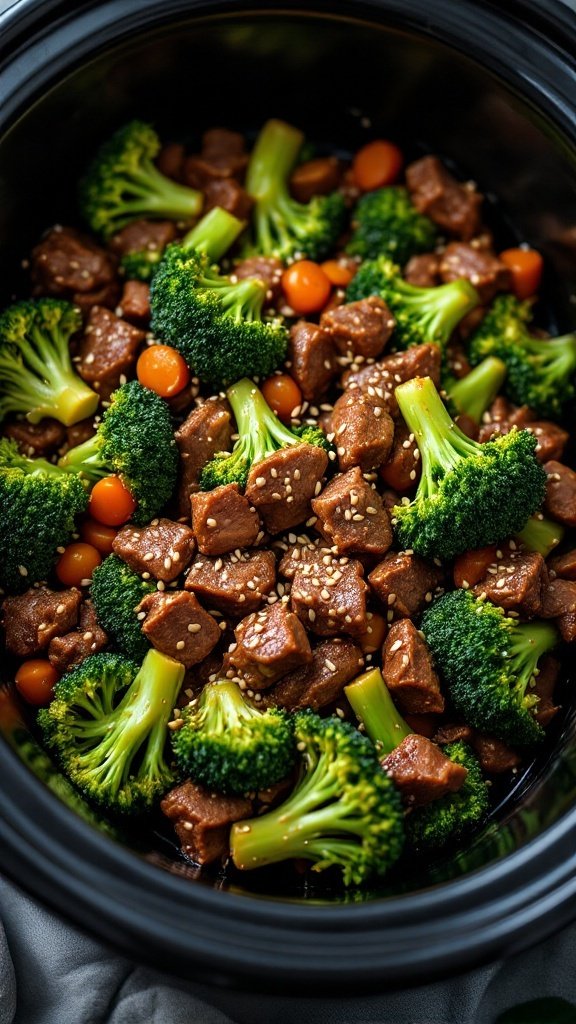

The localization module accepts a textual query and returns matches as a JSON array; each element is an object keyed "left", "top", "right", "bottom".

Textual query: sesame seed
[
  {"left": 255, "top": 476, "right": 266, "bottom": 487},
  {"left": 389, "top": 639, "right": 402, "bottom": 653},
  {"left": 325, "top": 659, "right": 337, "bottom": 672},
  {"left": 308, "top": 609, "right": 316, "bottom": 622},
  {"left": 206, "top": 518, "right": 217, "bottom": 528},
  {"left": 56, "top": 603, "right": 65, "bottom": 615},
  {"left": 387, "top": 593, "right": 396, "bottom": 606},
  {"left": 188, "top": 622, "right": 202, "bottom": 633},
  {"left": 176, "top": 640, "right": 186, "bottom": 650}
]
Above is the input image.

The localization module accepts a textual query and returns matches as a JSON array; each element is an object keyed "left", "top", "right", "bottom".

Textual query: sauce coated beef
[
  {"left": 77, "top": 306, "right": 146, "bottom": 401},
  {"left": 3, "top": 587, "right": 82, "bottom": 657},
  {"left": 311, "top": 466, "right": 392, "bottom": 556},
  {"left": 174, "top": 399, "right": 234, "bottom": 518},
  {"left": 330, "top": 391, "right": 395, "bottom": 472},
  {"left": 320, "top": 297, "right": 395, "bottom": 360},
  {"left": 224, "top": 601, "right": 312, "bottom": 690},
  {"left": 382, "top": 733, "right": 467, "bottom": 807},
  {"left": 31, "top": 226, "right": 119, "bottom": 310},
  {"left": 139, "top": 591, "right": 221, "bottom": 668},
  {"left": 406, "top": 155, "right": 482, "bottom": 240},
  {"left": 288, "top": 321, "right": 337, "bottom": 400},
  {"left": 48, "top": 601, "right": 108, "bottom": 673},
  {"left": 191, "top": 484, "right": 261, "bottom": 555},
  {"left": 112, "top": 518, "right": 196, "bottom": 583},
  {"left": 185, "top": 549, "right": 276, "bottom": 617},
  {"left": 245, "top": 444, "right": 328, "bottom": 534}
]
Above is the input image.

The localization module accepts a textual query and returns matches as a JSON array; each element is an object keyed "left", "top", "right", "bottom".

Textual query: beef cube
[
  {"left": 406, "top": 156, "right": 482, "bottom": 240},
  {"left": 245, "top": 445, "right": 328, "bottom": 534},
  {"left": 383, "top": 618, "right": 445, "bottom": 715},
  {"left": 184, "top": 128, "right": 248, "bottom": 187},
  {"left": 330, "top": 391, "right": 394, "bottom": 472},
  {"left": 139, "top": 591, "right": 220, "bottom": 668},
  {"left": 368, "top": 552, "right": 443, "bottom": 618},
  {"left": 156, "top": 142, "right": 185, "bottom": 181},
  {"left": 311, "top": 466, "right": 392, "bottom": 556},
  {"left": 65, "top": 417, "right": 97, "bottom": 451},
  {"left": 112, "top": 518, "right": 196, "bottom": 583},
  {"left": 550, "top": 549, "right": 576, "bottom": 581},
  {"left": 379, "top": 419, "right": 421, "bottom": 492},
  {"left": 278, "top": 539, "right": 325, "bottom": 580},
  {"left": 161, "top": 780, "right": 252, "bottom": 866},
  {"left": 48, "top": 600, "right": 107, "bottom": 673},
  {"left": 472, "top": 551, "right": 547, "bottom": 618},
  {"left": 472, "top": 734, "right": 521, "bottom": 774},
  {"left": 533, "top": 654, "right": 561, "bottom": 726},
  {"left": 109, "top": 218, "right": 177, "bottom": 258},
  {"left": 234, "top": 256, "right": 284, "bottom": 308},
  {"left": 381, "top": 733, "right": 467, "bottom": 806},
  {"left": 266, "top": 638, "right": 364, "bottom": 711},
  {"left": 343, "top": 344, "right": 442, "bottom": 418},
  {"left": 185, "top": 550, "right": 276, "bottom": 617},
  {"left": 191, "top": 484, "right": 260, "bottom": 556},
  {"left": 541, "top": 578, "right": 576, "bottom": 642},
  {"left": 290, "top": 156, "right": 341, "bottom": 203},
  {"left": 288, "top": 321, "right": 337, "bottom": 401},
  {"left": 439, "top": 242, "right": 511, "bottom": 303},
  {"left": 320, "top": 297, "right": 395, "bottom": 360},
  {"left": 404, "top": 253, "right": 441, "bottom": 288},
  {"left": 527, "top": 422, "right": 570, "bottom": 464},
  {"left": 31, "top": 226, "right": 117, "bottom": 299},
  {"left": 119, "top": 280, "right": 151, "bottom": 325},
  {"left": 203, "top": 178, "right": 253, "bottom": 220},
  {"left": 175, "top": 399, "right": 233, "bottom": 518},
  {"left": 4, "top": 417, "right": 66, "bottom": 458},
  {"left": 478, "top": 405, "right": 568, "bottom": 463},
  {"left": 544, "top": 461, "right": 576, "bottom": 527},
  {"left": 3, "top": 587, "right": 82, "bottom": 657},
  {"left": 225, "top": 601, "right": 312, "bottom": 690},
  {"left": 291, "top": 558, "right": 368, "bottom": 638},
  {"left": 434, "top": 723, "right": 474, "bottom": 745},
  {"left": 77, "top": 306, "right": 145, "bottom": 401}
]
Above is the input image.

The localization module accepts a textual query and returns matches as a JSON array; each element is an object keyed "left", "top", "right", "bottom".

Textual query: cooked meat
[
  {"left": 234, "top": 256, "right": 284, "bottom": 308},
  {"left": 203, "top": 178, "right": 253, "bottom": 220},
  {"left": 109, "top": 219, "right": 177, "bottom": 258},
  {"left": 118, "top": 280, "right": 151, "bottom": 325},
  {"left": 174, "top": 399, "right": 233, "bottom": 518},
  {"left": 4, "top": 417, "right": 66, "bottom": 458},
  {"left": 112, "top": 518, "right": 196, "bottom": 583},
  {"left": 225, "top": 601, "right": 312, "bottom": 690},
  {"left": 472, "top": 551, "right": 547, "bottom": 618},
  {"left": 161, "top": 779, "right": 252, "bottom": 866},
  {"left": 379, "top": 419, "right": 421, "bottom": 492},
  {"left": 31, "top": 225, "right": 117, "bottom": 300},
  {"left": 156, "top": 142, "right": 185, "bottom": 181},
  {"left": 48, "top": 600, "right": 108, "bottom": 673},
  {"left": 403, "top": 252, "right": 441, "bottom": 288},
  {"left": 139, "top": 591, "right": 220, "bottom": 667},
  {"left": 277, "top": 538, "right": 325, "bottom": 580},
  {"left": 368, "top": 552, "right": 443, "bottom": 618},
  {"left": 290, "top": 557, "right": 368, "bottom": 638},
  {"left": 290, "top": 156, "right": 341, "bottom": 203},
  {"left": 185, "top": 549, "right": 276, "bottom": 617},
  {"left": 434, "top": 723, "right": 474, "bottom": 745},
  {"left": 533, "top": 655, "right": 561, "bottom": 726},
  {"left": 550, "top": 549, "right": 576, "bottom": 581},
  {"left": 65, "top": 417, "right": 97, "bottom": 450},
  {"left": 382, "top": 733, "right": 468, "bottom": 806},
  {"left": 343, "top": 343, "right": 442, "bottom": 418},
  {"left": 183, "top": 127, "right": 248, "bottom": 187},
  {"left": 3, "top": 587, "right": 82, "bottom": 657},
  {"left": 191, "top": 483, "right": 261, "bottom": 555},
  {"left": 265, "top": 638, "right": 364, "bottom": 711},
  {"left": 478, "top": 403, "right": 568, "bottom": 463},
  {"left": 320, "top": 297, "right": 395, "bottom": 360},
  {"left": 311, "top": 466, "right": 392, "bottom": 556},
  {"left": 541, "top": 578, "right": 576, "bottom": 642},
  {"left": 383, "top": 618, "right": 445, "bottom": 715},
  {"left": 472, "top": 734, "right": 520, "bottom": 774},
  {"left": 544, "top": 461, "right": 576, "bottom": 527},
  {"left": 77, "top": 306, "right": 145, "bottom": 401},
  {"left": 330, "top": 391, "right": 394, "bottom": 472},
  {"left": 406, "top": 156, "right": 482, "bottom": 239},
  {"left": 288, "top": 321, "right": 337, "bottom": 400},
  {"left": 439, "top": 242, "right": 511, "bottom": 303},
  {"left": 245, "top": 445, "right": 328, "bottom": 534}
]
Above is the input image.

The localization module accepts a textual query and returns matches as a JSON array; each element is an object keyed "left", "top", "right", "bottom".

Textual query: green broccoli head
[
  {"left": 445, "top": 356, "right": 507, "bottom": 424},
  {"left": 468, "top": 294, "right": 576, "bottom": 418},
  {"left": 200, "top": 377, "right": 330, "bottom": 490},
  {"left": 346, "top": 186, "right": 439, "bottom": 264},
  {"left": 0, "top": 299, "right": 98, "bottom": 426},
  {"left": 79, "top": 120, "right": 203, "bottom": 239},
  {"left": 391, "top": 376, "right": 547, "bottom": 560},
  {"left": 244, "top": 119, "right": 347, "bottom": 262},
  {"left": 120, "top": 248, "right": 164, "bottom": 282},
  {"left": 230, "top": 710, "right": 405, "bottom": 887},
  {"left": 38, "top": 649, "right": 184, "bottom": 815},
  {"left": 346, "top": 256, "right": 479, "bottom": 351},
  {"left": 58, "top": 380, "right": 177, "bottom": 525},
  {"left": 171, "top": 679, "right": 295, "bottom": 795},
  {"left": 90, "top": 554, "right": 154, "bottom": 660},
  {"left": 0, "top": 439, "right": 88, "bottom": 592},
  {"left": 421, "top": 590, "right": 559, "bottom": 747},
  {"left": 407, "top": 742, "right": 489, "bottom": 851}
]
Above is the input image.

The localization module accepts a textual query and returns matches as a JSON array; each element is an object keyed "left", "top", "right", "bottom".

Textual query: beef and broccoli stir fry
[{"left": 1, "top": 118, "right": 575, "bottom": 887}]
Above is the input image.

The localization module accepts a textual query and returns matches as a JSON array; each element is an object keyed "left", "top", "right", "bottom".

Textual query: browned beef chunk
[
  {"left": 434, "top": 723, "right": 474, "bottom": 745},
  {"left": 291, "top": 557, "right": 368, "bottom": 638},
  {"left": 203, "top": 178, "right": 253, "bottom": 220},
  {"left": 379, "top": 419, "right": 421, "bottom": 492},
  {"left": 383, "top": 618, "right": 445, "bottom": 715},
  {"left": 288, "top": 321, "right": 337, "bottom": 401},
  {"left": 439, "top": 242, "right": 511, "bottom": 303},
  {"left": 404, "top": 253, "right": 441, "bottom": 288},
  {"left": 112, "top": 518, "right": 196, "bottom": 583},
  {"left": 278, "top": 538, "right": 324, "bottom": 580},
  {"left": 527, "top": 422, "right": 569, "bottom": 464},
  {"left": 266, "top": 638, "right": 363, "bottom": 711},
  {"left": 343, "top": 344, "right": 442, "bottom": 418},
  {"left": 544, "top": 461, "right": 576, "bottom": 527},
  {"left": 31, "top": 226, "right": 117, "bottom": 300},
  {"left": 4, "top": 418, "right": 66, "bottom": 458},
  {"left": 290, "top": 156, "right": 341, "bottom": 203},
  {"left": 3, "top": 587, "right": 82, "bottom": 657},
  {"left": 48, "top": 600, "right": 107, "bottom": 673},
  {"left": 118, "top": 280, "right": 151, "bottom": 325},
  {"left": 183, "top": 128, "right": 248, "bottom": 187},
  {"left": 65, "top": 417, "right": 96, "bottom": 450},
  {"left": 161, "top": 780, "right": 252, "bottom": 866},
  {"left": 234, "top": 256, "right": 284, "bottom": 307},
  {"left": 245, "top": 445, "right": 328, "bottom": 534},
  {"left": 139, "top": 591, "right": 220, "bottom": 667},
  {"left": 472, "top": 734, "right": 520, "bottom": 774},
  {"left": 191, "top": 484, "right": 260, "bottom": 556},
  {"left": 381, "top": 733, "right": 467, "bottom": 807},
  {"left": 478, "top": 403, "right": 568, "bottom": 463},
  {"left": 406, "top": 156, "right": 482, "bottom": 239},
  {"left": 330, "top": 391, "right": 394, "bottom": 472},
  {"left": 77, "top": 307, "right": 145, "bottom": 401},
  {"left": 311, "top": 466, "right": 392, "bottom": 556},
  {"left": 533, "top": 654, "right": 561, "bottom": 726},
  {"left": 368, "top": 552, "right": 443, "bottom": 618},
  {"left": 455, "top": 412, "right": 480, "bottom": 441},
  {"left": 109, "top": 219, "right": 177, "bottom": 259},
  {"left": 320, "top": 297, "right": 395, "bottom": 360},
  {"left": 225, "top": 601, "right": 312, "bottom": 690},
  {"left": 541, "top": 578, "right": 576, "bottom": 642},
  {"left": 174, "top": 399, "right": 233, "bottom": 518},
  {"left": 185, "top": 550, "right": 276, "bottom": 618},
  {"left": 550, "top": 550, "right": 576, "bottom": 581},
  {"left": 472, "top": 551, "right": 547, "bottom": 618},
  {"left": 156, "top": 142, "right": 185, "bottom": 181}
]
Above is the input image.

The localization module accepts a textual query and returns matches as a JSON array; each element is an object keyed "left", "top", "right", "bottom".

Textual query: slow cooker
[{"left": 0, "top": 0, "right": 576, "bottom": 993}]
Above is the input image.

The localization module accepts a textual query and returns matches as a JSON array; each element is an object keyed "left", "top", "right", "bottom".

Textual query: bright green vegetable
[
  {"left": 90, "top": 554, "right": 154, "bottom": 661},
  {"left": 346, "top": 186, "right": 439, "bottom": 264},
  {"left": 446, "top": 356, "right": 507, "bottom": 424}
]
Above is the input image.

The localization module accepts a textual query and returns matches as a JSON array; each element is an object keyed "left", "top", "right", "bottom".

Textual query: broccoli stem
[
  {"left": 397, "top": 277, "right": 479, "bottom": 341},
  {"left": 448, "top": 357, "right": 507, "bottom": 423},
  {"left": 1, "top": 327, "right": 98, "bottom": 426},
  {"left": 508, "top": 621, "right": 559, "bottom": 704},
  {"left": 516, "top": 514, "right": 564, "bottom": 557},
  {"left": 182, "top": 207, "right": 246, "bottom": 261},
  {"left": 396, "top": 376, "right": 481, "bottom": 499},
  {"left": 227, "top": 377, "right": 301, "bottom": 463},
  {"left": 345, "top": 668, "right": 412, "bottom": 756},
  {"left": 245, "top": 119, "right": 304, "bottom": 206},
  {"left": 121, "top": 158, "right": 203, "bottom": 221},
  {"left": 58, "top": 432, "right": 107, "bottom": 480},
  {"left": 523, "top": 332, "right": 576, "bottom": 380},
  {"left": 200, "top": 678, "right": 260, "bottom": 729}
]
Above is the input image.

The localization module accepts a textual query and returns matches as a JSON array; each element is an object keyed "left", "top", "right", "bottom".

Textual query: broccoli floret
[
  {"left": 446, "top": 356, "right": 507, "bottom": 424},
  {"left": 468, "top": 295, "right": 576, "bottom": 418},
  {"left": 79, "top": 121, "right": 203, "bottom": 239},
  {"left": 422, "top": 589, "right": 558, "bottom": 746},
  {"left": 516, "top": 514, "right": 564, "bottom": 557},
  {"left": 244, "top": 119, "right": 347, "bottom": 262},
  {"left": 120, "top": 248, "right": 164, "bottom": 282},
  {"left": 171, "top": 679, "right": 295, "bottom": 795},
  {"left": 151, "top": 206, "right": 287, "bottom": 386},
  {"left": 58, "top": 380, "right": 177, "bottom": 525},
  {"left": 391, "top": 376, "right": 547, "bottom": 560},
  {"left": 407, "top": 742, "right": 489, "bottom": 851},
  {"left": 0, "top": 439, "right": 88, "bottom": 592},
  {"left": 90, "top": 554, "right": 154, "bottom": 660},
  {"left": 38, "top": 649, "right": 184, "bottom": 814},
  {"left": 230, "top": 710, "right": 404, "bottom": 887},
  {"left": 346, "top": 186, "right": 439, "bottom": 264},
  {"left": 346, "top": 256, "right": 479, "bottom": 351},
  {"left": 345, "top": 667, "right": 412, "bottom": 756},
  {"left": 0, "top": 299, "right": 98, "bottom": 427},
  {"left": 200, "top": 377, "right": 331, "bottom": 490}
]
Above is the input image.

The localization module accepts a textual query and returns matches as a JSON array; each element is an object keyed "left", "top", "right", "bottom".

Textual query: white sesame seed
[{"left": 206, "top": 518, "right": 217, "bottom": 528}]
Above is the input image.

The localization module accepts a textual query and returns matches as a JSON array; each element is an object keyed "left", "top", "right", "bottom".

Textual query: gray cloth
[{"left": 2, "top": 875, "right": 576, "bottom": 1024}]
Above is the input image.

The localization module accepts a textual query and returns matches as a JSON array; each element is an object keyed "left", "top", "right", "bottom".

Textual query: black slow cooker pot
[{"left": 1, "top": 0, "right": 576, "bottom": 994}]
